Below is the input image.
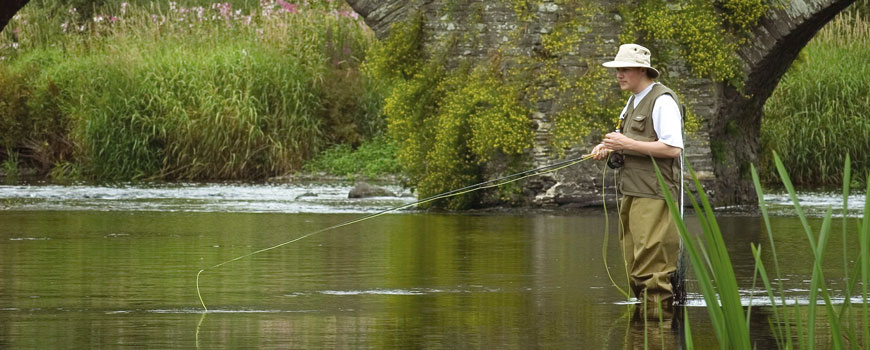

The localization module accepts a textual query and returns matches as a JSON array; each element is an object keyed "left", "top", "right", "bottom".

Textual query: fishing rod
[{"left": 196, "top": 153, "right": 595, "bottom": 311}]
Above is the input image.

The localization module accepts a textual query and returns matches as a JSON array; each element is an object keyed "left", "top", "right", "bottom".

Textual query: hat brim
[{"left": 602, "top": 61, "right": 660, "bottom": 78}]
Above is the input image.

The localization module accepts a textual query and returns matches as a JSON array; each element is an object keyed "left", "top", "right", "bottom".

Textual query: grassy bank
[
  {"left": 301, "top": 136, "right": 400, "bottom": 179},
  {"left": 761, "top": 8, "right": 870, "bottom": 188},
  {"left": 0, "top": 0, "right": 384, "bottom": 181}
]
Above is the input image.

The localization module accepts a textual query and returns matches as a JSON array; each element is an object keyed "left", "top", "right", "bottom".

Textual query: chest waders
[{"left": 616, "top": 83, "right": 687, "bottom": 305}]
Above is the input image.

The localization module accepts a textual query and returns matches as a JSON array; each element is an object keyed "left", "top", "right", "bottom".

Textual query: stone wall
[{"left": 346, "top": 0, "right": 854, "bottom": 208}]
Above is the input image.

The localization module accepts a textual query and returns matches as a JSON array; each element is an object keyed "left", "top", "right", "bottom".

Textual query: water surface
[{"left": 0, "top": 184, "right": 865, "bottom": 349}]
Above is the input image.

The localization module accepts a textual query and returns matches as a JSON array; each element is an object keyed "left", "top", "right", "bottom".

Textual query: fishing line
[
  {"left": 601, "top": 153, "right": 631, "bottom": 299},
  {"left": 196, "top": 153, "right": 594, "bottom": 311}
]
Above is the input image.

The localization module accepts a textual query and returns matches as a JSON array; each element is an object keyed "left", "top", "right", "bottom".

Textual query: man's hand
[
  {"left": 602, "top": 132, "right": 634, "bottom": 152},
  {"left": 591, "top": 143, "right": 611, "bottom": 160},
  {"left": 602, "top": 132, "right": 682, "bottom": 158}
]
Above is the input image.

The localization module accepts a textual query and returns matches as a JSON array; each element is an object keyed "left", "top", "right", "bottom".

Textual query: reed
[
  {"left": 660, "top": 153, "right": 870, "bottom": 348},
  {"left": 761, "top": 10, "right": 870, "bottom": 188},
  {"left": 655, "top": 160, "right": 751, "bottom": 349},
  {"left": 0, "top": 1, "right": 381, "bottom": 180}
]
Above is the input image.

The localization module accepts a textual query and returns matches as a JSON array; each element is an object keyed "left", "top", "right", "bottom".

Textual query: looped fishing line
[
  {"left": 196, "top": 153, "right": 594, "bottom": 311},
  {"left": 601, "top": 153, "right": 631, "bottom": 300}
]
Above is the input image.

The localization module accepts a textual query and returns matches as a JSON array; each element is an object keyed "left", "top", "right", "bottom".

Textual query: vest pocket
[
  {"left": 629, "top": 114, "right": 648, "bottom": 133},
  {"left": 620, "top": 162, "right": 661, "bottom": 198}
]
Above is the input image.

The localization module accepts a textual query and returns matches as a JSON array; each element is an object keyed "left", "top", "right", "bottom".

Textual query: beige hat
[{"left": 602, "top": 44, "right": 660, "bottom": 78}]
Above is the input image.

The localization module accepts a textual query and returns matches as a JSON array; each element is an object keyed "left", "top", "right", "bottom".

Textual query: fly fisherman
[{"left": 591, "top": 44, "right": 684, "bottom": 307}]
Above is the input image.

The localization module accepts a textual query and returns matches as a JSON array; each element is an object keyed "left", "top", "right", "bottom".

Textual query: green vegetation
[
  {"left": 368, "top": 1, "right": 629, "bottom": 208},
  {"left": 658, "top": 153, "right": 870, "bottom": 348},
  {"left": 2, "top": 0, "right": 865, "bottom": 204},
  {"left": 0, "top": 0, "right": 383, "bottom": 181},
  {"left": 302, "top": 136, "right": 400, "bottom": 179},
  {"left": 1, "top": 149, "right": 19, "bottom": 178},
  {"left": 620, "top": 0, "right": 770, "bottom": 87},
  {"left": 761, "top": 10, "right": 870, "bottom": 188},
  {"left": 366, "top": 11, "right": 537, "bottom": 209}
]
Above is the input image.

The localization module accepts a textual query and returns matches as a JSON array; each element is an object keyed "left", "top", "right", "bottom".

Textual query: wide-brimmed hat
[{"left": 602, "top": 44, "right": 660, "bottom": 78}]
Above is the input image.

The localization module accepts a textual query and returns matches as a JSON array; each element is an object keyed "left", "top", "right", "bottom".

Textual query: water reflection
[{"left": 0, "top": 186, "right": 865, "bottom": 349}]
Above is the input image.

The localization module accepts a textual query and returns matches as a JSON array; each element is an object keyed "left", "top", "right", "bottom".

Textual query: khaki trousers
[{"left": 619, "top": 195, "right": 680, "bottom": 303}]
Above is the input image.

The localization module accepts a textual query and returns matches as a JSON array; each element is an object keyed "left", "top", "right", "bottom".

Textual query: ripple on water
[
  {"left": 0, "top": 183, "right": 416, "bottom": 213},
  {"left": 638, "top": 292, "right": 870, "bottom": 307},
  {"left": 764, "top": 192, "right": 865, "bottom": 217}
]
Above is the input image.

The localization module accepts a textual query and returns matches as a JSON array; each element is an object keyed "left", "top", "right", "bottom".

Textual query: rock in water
[{"left": 348, "top": 182, "right": 395, "bottom": 198}]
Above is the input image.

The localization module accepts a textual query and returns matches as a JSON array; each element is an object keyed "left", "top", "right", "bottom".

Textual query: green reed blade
[
  {"left": 841, "top": 154, "right": 853, "bottom": 341},
  {"left": 774, "top": 151, "right": 820, "bottom": 346},
  {"left": 684, "top": 306, "right": 694, "bottom": 350},
  {"left": 655, "top": 159, "right": 746, "bottom": 348},
  {"left": 751, "top": 243, "right": 788, "bottom": 349},
  {"left": 862, "top": 175, "right": 870, "bottom": 347},
  {"left": 814, "top": 207, "right": 843, "bottom": 349},
  {"left": 751, "top": 164, "right": 793, "bottom": 346},
  {"left": 687, "top": 161, "right": 750, "bottom": 348}
]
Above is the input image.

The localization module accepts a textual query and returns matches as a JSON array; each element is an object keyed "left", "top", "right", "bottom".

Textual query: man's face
[{"left": 615, "top": 67, "right": 647, "bottom": 93}]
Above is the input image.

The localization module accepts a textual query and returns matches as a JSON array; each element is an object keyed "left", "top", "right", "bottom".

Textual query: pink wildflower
[
  {"left": 339, "top": 10, "right": 358, "bottom": 19},
  {"left": 277, "top": 0, "right": 298, "bottom": 14}
]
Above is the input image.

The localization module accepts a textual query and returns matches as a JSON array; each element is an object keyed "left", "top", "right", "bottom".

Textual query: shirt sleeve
[{"left": 651, "top": 94, "right": 683, "bottom": 149}]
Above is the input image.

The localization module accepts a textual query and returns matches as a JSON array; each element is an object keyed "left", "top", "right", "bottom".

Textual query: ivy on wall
[
  {"left": 620, "top": 0, "right": 768, "bottom": 86},
  {"left": 367, "top": 13, "right": 533, "bottom": 209},
  {"left": 507, "top": 0, "right": 628, "bottom": 151},
  {"left": 366, "top": 0, "right": 767, "bottom": 208}
]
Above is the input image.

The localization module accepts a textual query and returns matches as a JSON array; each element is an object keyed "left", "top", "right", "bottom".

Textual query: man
[{"left": 591, "top": 43, "right": 683, "bottom": 305}]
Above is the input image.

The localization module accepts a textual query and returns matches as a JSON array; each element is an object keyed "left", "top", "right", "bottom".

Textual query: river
[{"left": 0, "top": 182, "right": 866, "bottom": 349}]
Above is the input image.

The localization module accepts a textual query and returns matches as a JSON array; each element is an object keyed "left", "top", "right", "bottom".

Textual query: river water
[{"left": 0, "top": 183, "right": 866, "bottom": 349}]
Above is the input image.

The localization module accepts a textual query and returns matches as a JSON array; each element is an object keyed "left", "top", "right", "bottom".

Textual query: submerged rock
[{"left": 348, "top": 182, "right": 395, "bottom": 198}]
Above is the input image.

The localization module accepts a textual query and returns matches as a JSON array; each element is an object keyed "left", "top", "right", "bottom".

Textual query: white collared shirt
[{"left": 619, "top": 82, "right": 684, "bottom": 149}]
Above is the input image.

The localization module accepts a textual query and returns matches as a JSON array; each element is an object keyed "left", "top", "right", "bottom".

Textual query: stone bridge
[
  {"left": 344, "top": 0, "right": 854, "bottom": 207},
  {"left": 0, "top": 0, "right": 856, "bottom": 206}
]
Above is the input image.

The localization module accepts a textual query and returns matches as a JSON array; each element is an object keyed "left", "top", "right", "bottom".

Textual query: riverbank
[
  {"left": 1, "top": 1, "right": 867, "bottom": 204},
  {"left": 0, "top": 0, "right": 382, "bottom": 181}
]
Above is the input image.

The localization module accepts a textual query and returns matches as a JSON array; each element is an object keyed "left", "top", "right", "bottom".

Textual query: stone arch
[
  {"left": 0, "top": 1, "right": 30, "bottom": 33},
  {"left": 345, "top": 0, "right": 856, "bottom": 206},
  {"left": 712, "top": 0, "right": 856, "bottom": 203}
]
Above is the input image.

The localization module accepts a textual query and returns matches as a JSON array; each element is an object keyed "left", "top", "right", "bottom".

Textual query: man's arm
[{"left": 601, "top": 132, "right": 681, "bottom": 158}]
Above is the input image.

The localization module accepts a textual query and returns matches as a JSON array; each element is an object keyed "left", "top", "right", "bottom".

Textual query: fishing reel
[
  {"left": 607, "top": 120, "right": 625, "bottom": 169},
  {"left": 607, "top": 152, "right": 624, "bottom": 169}
]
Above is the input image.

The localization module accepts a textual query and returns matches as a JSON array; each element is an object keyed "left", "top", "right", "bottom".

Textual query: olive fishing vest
[{"left": 618, "top": 83, "right": 682, "bottom": 200}]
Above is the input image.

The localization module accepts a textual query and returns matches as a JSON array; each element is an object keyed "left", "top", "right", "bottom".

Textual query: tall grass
[
  {"left": 658, "top": 153, "right": 870, "bottom": 348},
  {"left": 761, "top": 10, "right": 870, "bottom": 188},
  {"left": 0, "top": 1, "right": 382, "bottom": 180}
]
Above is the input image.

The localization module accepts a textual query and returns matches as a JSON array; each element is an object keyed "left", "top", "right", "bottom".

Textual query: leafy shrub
[{"left": 302, "top": 136, "right": 399, "bottom": 178}]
